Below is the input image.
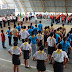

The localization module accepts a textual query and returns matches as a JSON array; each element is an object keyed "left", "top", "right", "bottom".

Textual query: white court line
[{"left": 0, "top": 58, "right": 53, "bottom": 72}]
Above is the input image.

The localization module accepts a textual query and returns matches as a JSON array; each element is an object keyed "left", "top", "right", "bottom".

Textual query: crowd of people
[
  {"left": 1, "top": 20, "right": 72, "bottom": 72},
  {"left": 50, "top": 13, "right": 72, "bottom": 25},
  {"left": 0, "top": 13, "right": 35, "bottom": 28},
  {"left": 36, "top": 13, "right": 72, "bottom": 25}
]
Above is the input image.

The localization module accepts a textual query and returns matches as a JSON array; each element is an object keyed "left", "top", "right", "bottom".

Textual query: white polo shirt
[
  {"left": 37, "top": 34, "right": 43, "bottom": 40},
  {"left": 7, "top": 16, "right": 10, "bottom": 20},
  {"left": 13, "top": 16, "right": 16, "bottom": 20},
  {"left": 20, "top": 43, "right": 31, "bottom": 50},
  {"left": 52, "top": 51, "right": 68, "bottom": 63},
  {"left": 33, "top": 51, "right": 47, "bottom": 60},
  {"left": 19, "top": 30, "right": 30, "bottom": 39},
  {"left": 10, "top": 16, "right": 13, "bottom": 20},
  {"left": 47, "top": 37, "right": 56, "bottom": 47},
  {"left": 11, "top": 28, "right": 18, "bottom": 37},
  {"left": 8, "top": 47, "right": 22, "bottom": 55},
  {"left": 0, "top": 17, "right": 2, "bottom": 21}
]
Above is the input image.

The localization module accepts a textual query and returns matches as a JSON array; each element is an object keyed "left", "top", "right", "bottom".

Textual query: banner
[{"left": 2, "top": 4, "right": 7, "bottom": 9}]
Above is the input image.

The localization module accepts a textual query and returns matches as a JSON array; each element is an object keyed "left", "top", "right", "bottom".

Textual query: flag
[{"left": 20, "top": 12, "right": 22, "bottom": 19}]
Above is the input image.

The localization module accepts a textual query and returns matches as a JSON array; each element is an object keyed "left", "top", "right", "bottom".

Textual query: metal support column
[
  {"left": 65, "top": 0, "right": 67, "bottom": 13},
  {"left": 41, "top": 0, "right": 45, "bottom": 12},
  {"left": 19, "top": 0, "right": 27, "bottom": 15}
]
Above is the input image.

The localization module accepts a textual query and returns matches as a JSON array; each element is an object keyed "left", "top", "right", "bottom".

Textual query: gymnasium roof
[{"left": 1, "top": 0, "right": 72, "bottom": 13}]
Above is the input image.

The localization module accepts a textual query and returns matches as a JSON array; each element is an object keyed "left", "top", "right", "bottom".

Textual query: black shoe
[
  {"left": 9, "top": 44, "right": 12, "bottom": 46},
  {"left": 3, "top": 47, "right": 6, "bottom": 48},
  {"left": 49, "top": 62, "right": 52, "bottom": 64}
]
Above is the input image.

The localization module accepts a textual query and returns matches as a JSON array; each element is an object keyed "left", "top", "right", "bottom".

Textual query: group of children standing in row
[{"left": 1, "top": 21, "right": 72, "bottom": 72}]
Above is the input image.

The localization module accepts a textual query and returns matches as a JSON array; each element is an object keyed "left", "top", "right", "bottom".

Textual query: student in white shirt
[
  {"left": 19, "top": 26, "right": 30, "bottom": 43},
  {"left": 2, "top": 16, "right": 6, "bottom": 27},
  {"left": 37, "top": 30, "right": 43, "bottom": 47},
  {"left": 8, "top": 42, "right": 22, "bottom": 72},
  {"left": 13, "top": 15, "right": 16, "bottom": 25},
  {"left": 47, "top": 32, "right": 56, "bottom": 64},
  {"left": 11, "top": 25, "right": 18, "bottom": 44},
  {"left": 33, "top": 45, "right": 47, "bottom": 72},
  {"left": 0, "top": 16, "right": 2, "bottom": 28},
  {"left": 52, "top": 44, "right": 69, "bottom": 72},
  {"left": 7, "top": 15, "right": 10, "bottom": 26},
  {"left": 10, "top": 15, "right": 13, "bottom": 22},
  {"left": 20, "top": 39, "right": 32, "bottom": 68}
]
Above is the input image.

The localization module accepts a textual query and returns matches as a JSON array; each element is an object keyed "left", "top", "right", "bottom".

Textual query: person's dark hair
[
  {"left": 62, "top": 24, "right": 64, "bottom": 26},
  {"left": 67, "top": 34, "right": 69, "bottom": 37},
  {"left": 54, "top": 30, "right": 56, "bottom": 33},
  {"left": 60, "top": 27, "right": 62, "bottom": 29},
  {"left": 23, "top": 26, "right": 26, "bottom": 29},
  {"left": 8, "top": 27, "right": 10, "bottom": 30},
  {"left": 63, "top": 37, "right": 67, "bottom": 42},
  {"left": 18, "top": 23, "right": 19, "bottom": 25},
  {"left": 47, "top": 26, "right": 50, "bottom": 29},
  {"left": 35, "top": 25, "right": 37, "bottom": 27},
  {"left": 54, "top": 30, "right": 56, "bottom": 38},
  {"left": 44, "top": 26, "right": 47, "bottom": 29},
  {"left": 1, "top": 30, "right": 3, "bottom": 33},
  {"left": 30, "top": 23, "right": 32, "bottom": 25},
  {"left": 57, "top": 28, "right": 60, "bottom": 31},
  {"left": 21, "top": 24, "right": 22, "bottom": 26},
  {"left": 31, "top": 31, "right": 35, "bottom": 36},
  {"left": 58, "top": 44, "right": 62, "bottom": 49},
  {"left": 39, "top": 21, "right": 41, "bottom": 23},
  {"left": 51, "top": 24, "right": 53, "bottom": 27},
  {"left": 30, "top": 26, "right": 31, "bottom": 29},
  {"left": 25, "top": 38, "right": 27, "bottom": 42},
  {"left": 50, "top": 32, "right": 54, "bottom": 37},
  {"left": 39, "top": 45, "right": 44, "bottom": 51},
  {"left": 58, "top": 37, "right": 61, "bottom": 43},
  {"left": 14, "top": 25, "right": 16, "bottom": 28},
  {"left": 13, "top": 42, "right": 17, "bottom": 46},
  {"left": 28, "top": 26, "right": 30, "bottom": 29},
  {"left": 38, "top": 30, "right": 41, "bottom": 33}
]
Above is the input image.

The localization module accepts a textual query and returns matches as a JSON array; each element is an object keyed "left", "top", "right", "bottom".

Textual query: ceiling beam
[
  {"left": 13, "top": 0, "right": 20, "bottom": 12},
  {"left": 19, "top": 0, "right": 27, "bottom": 14},
  {"left": 41, "top": 0, "right": 45, "bottom": 12},
  {"left": 65, "top": 0, "right": 67, "bottom": 13},
  {"left": 1, "top": 0, "right": 9, "bottom": 9}
]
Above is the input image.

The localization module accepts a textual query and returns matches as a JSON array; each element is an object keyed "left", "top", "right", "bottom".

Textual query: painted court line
[{"left": 0, "top": 58, "right": 53, "bottom": 72}]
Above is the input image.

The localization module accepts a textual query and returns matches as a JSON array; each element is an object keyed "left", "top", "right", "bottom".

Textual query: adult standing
[
  {"left": 2, "top": 16, "right": 6, "bottom": 27},
  {"left": 19, "top": 26, "right": 30, "bottom": 43},
  {"left": 29, "top": 32, "right": 39, "bottom": 58},
  {"left": 7, "top": 15, "right": 10, "bottom": 26},
  {"left": 10, "top": 15, "right": 13, "bottom": 24},
  {"left": 0, "top": 16, "right": 2, "bottom": 28},
  {"left": 11, "top": 25, "right": 18, "bottom": 44},
  {"left": 52, "top": 44, "right": 69, "bottom": 72},
  {"left": 13, "top": 15, "right": 16, "bottom": 25},
  {"left": 6, "top": 27, "right": 12, "bottom": 46},
  {"left": 38, "top": 21, "right": 43, "bottom": 32},
  {"left": 47, "top": 32, "right": 56, "bottom": 63}
]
